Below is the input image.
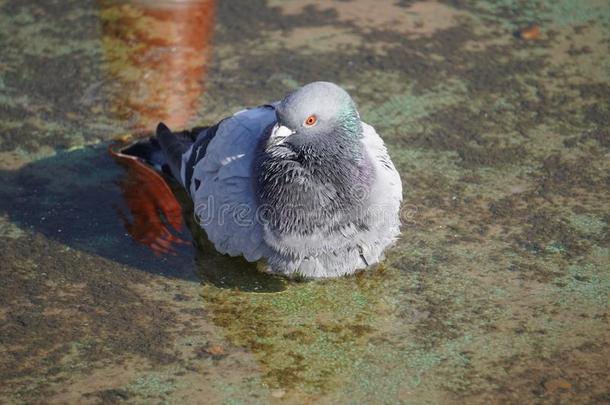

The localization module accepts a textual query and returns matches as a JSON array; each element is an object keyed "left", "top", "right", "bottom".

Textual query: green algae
[
  {"left": 360, "top": 76, "right": 468, "bottom": 137},
  {"left": 1, "top": 0, "right": 610, "bottom": 403},
  {"left": 197, "top": 272, "right": 395, "bottom": 393},
  {"left": 568, "top": 213, "right": 607, "bottom": 237},
  {"left": 126, "top": 374, "right": 178, "bottom": 400},
  {"left": 541, "top": 0, "right": 610, "bottom": 27}
]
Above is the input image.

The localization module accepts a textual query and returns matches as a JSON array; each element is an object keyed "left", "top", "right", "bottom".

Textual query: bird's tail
[{"left": 120, "top": 122, "right": 203, "bottom": 184}]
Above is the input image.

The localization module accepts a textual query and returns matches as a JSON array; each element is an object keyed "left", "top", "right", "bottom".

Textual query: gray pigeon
[{"left": 131, "top": 82, "right": 402, "bottom": 278}]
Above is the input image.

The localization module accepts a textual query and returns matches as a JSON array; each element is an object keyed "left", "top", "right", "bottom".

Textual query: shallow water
[{"left": 1, "top": 0, "right": 609, "bottom": 403}]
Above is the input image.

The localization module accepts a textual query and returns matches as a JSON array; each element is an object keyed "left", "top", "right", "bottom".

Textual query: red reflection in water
[
  {"left": 110, "top": 144, "right": 188, "bottom": 255},
  {"left": 101, "top": 0, "right": 215, "bottom": 255},
  {"left": 100, "top": 0, "right": 216, "bottom": 130}
]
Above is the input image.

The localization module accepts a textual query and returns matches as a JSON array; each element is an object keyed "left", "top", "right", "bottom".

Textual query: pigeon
[{"left": 127, "top": 81, "right": 402, "bottom": 278}]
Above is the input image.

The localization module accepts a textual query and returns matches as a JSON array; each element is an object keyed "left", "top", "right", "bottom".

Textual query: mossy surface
[{"left": 0, "top": 0, "right": 609, "bottom": 403}]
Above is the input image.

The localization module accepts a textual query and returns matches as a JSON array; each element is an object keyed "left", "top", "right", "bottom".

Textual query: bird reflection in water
[{"left": 101, "top": 0, "right": 215, "bottom": 255}]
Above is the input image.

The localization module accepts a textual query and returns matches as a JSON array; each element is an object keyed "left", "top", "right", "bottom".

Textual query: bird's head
[{"left": 270, "top": 82, "right": 363, "bottom": 154}]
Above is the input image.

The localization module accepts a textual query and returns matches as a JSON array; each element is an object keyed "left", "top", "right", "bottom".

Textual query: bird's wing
[
  {"left": 357, "top": 122, "right": 403, "bottom": 260},
  {"left": 188, "top": 105, "right": 277, "bottom": 262},
  {"left": 361, "top": 121, "right": 403, "bottom": 206}
]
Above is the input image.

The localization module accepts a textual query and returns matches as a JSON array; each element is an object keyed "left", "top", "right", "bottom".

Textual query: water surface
[{"left": 0, "top": 0, "right": 609, "bottom": 403}]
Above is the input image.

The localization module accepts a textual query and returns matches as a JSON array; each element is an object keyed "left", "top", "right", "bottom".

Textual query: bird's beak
[{"left": 270, "top": 123, "right": 295, "bottom": 144}]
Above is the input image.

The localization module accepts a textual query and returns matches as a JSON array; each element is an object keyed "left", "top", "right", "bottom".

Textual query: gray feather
[{"left": 168, "top": 83, "right": 402, "bottom": 278}]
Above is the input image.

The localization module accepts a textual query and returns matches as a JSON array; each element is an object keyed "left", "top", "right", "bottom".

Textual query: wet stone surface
[{"left": 0, "top": 0, "right": 609, "bottom": 403}]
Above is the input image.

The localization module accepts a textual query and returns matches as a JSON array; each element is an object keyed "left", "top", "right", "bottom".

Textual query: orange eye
[{"left": 304, "top": 115, "right": 317, "bottom": 127}]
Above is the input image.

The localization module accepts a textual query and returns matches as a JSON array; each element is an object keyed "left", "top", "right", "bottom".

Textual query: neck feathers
[{"left": 256, "top": 139, "right": 373, "bottom": 236}]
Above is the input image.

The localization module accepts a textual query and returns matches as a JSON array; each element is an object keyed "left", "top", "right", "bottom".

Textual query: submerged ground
[{"left": 0, "top": 0, "right": 608, "bottom": 403}]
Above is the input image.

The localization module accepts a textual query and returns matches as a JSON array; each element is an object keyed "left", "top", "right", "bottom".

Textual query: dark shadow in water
[
  {"left": 0, "top": 145, "right": 286, "bottom": 292},
  {"left": 0, "top": 0, "right": 286, "bottom": 291}
]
